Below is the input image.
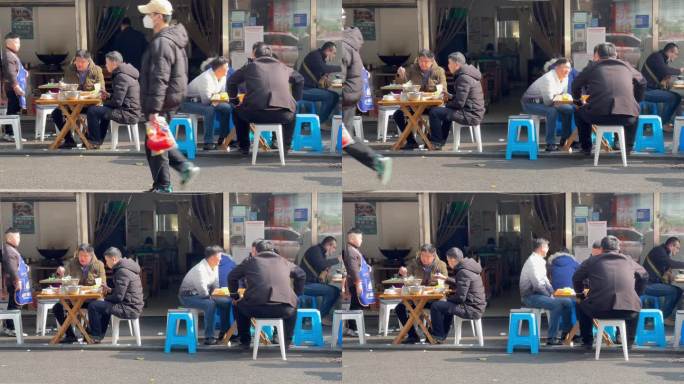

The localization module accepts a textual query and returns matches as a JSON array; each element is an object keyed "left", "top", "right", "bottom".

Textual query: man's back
[{"left": 231, "top": 56, "right": 299, "bottom": 112}]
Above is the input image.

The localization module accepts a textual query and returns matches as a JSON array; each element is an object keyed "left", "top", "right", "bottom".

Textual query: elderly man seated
[
  {"left": 228, "top": 44, "right": 304, "bottom": 156},
  {"left": 228, "top": 240, "right": 306, "bottom": 351},
  {"left": 178, "top": 245, "right": 233, "bottom": 345},
  {"left": 180, "top": 56, "right": 233, "bottom": 151},
  {"left": 85, "top": 51, "right": 141, "bottom": 148},
  {"left": 52, "top": 49, "right": 105, "bottom": 149},
  {"left": 54, "top": 243, "right": 107, "bottom": 343},
  {"left": 394, "top": 49, "right": 447, "bottom": 150},
  {"left": 396, "top": 244, "right": 448, "bottom": 344}
]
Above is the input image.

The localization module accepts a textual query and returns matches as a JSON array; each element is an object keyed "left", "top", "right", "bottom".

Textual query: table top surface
[
  {"left": 35, "top": 98, "right": 101, "bottom": 106},
  {"left": 36, "top": 292, "right": 103, "bottom": 300},
  {"left": 377, "top": 99, "right": 443, "bottom": 107},
  {"left": 380, "top": 84, "right": 404, "bottom": 91},
  {"left": 378, "top": 292, "right": 445, "bottom": 300}
]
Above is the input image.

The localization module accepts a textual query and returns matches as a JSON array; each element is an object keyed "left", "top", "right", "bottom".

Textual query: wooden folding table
[
  {"left": 36, "top": 291, "right": 103, "bottom": 344},
  {"left": 35, "top": 98, "right": 102, "bottom": 150},
  {"left": 376, "top": 99, "right": 444, "bottom": 151},
  {"left": 378, "top": 292, "right": 445, "bottom": 344}
]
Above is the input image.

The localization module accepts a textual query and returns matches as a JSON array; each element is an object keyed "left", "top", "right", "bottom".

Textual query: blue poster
[
  {"left": 293, "top": 13, "right": 308, "bottom": 28},
  {"left": 294, "top": 208, "right": 308, "bottom": 221},
  {"left": 574, "top": 23, "right": 586, "bottom": 30},
  {"left": 636, "top": 209, "right": 650, "bottom": 223},
  {"left": 590, "top": 18, "right": 599, "bottom": 27},
  {"left": 635, "top": 15, "right": 649, "bottom": 29}
]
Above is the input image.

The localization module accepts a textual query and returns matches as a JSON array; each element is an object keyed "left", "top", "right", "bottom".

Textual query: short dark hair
[
  {"left": 592, "top": 240, "right": 602, "bottom": 249},
  {"left": 74, "top": 49, "right": 91, "bottom": 60},
  {"left": 596, "top": 43, "right": 617, "bottom": 59},
  {"left": 255, "top": 240, "right": 275, "bottom": 253},
  {"left": 121, "top": 17, "right": 131, "bottom": 26},
  {"left": 105, "top": 51, "right": 123, "bottom": 63},
  {"left": 104, "top": 247, "right": 122, "bottom": 259},
  {"left": 204, "top": 245, "right": 224, "bottom": 259},
  {"left": 77, "top": 243, "right": 95, "bottom": 255},
  {"left": 321, "top": 42, "right": 336, "bottom": 51},
  {"left": 347, "top": 227, "right": 363, "bottom": 235},
  {"left": 448, "top": 52, "right": 466, "bottom": 65},
  {"left": 254, "top": 45, "right": 273, "bottom": 58},
  {"left": 209, "top": 56, "right": 230, "bottom": 71},
  {"left": 446, "top": 247, "right": 464, "bottom": 261},
  {"left": 252, "top": 41, "right": 266, "bottom": 53},
  {"left": 321, "top": 236, "right": 337, "bottom": 247},
  {"left": 532, "top": 238, "right": 549, "bottom": 250},
  {"left": 4, "top": 227, "right": 19, "bottom": 235},
  {"left": 665, "top": 237, "right": 680, "bottom": 247},
  {"left": 251, "top": 238, "right": 264, "bottom": 248},
  {"left": 4, "top": 32, "right": 19, "bottom": 40},
  {"left": 419, "top": 243, "right": 437, "bottom": 254},
  {"left": 664, "top": 42, "right": 679, "bottom": 53},
  {"left": 554, "top": 58, "right": 571, "bottom": 67},
  {"left": 417, "top": 49, "right": 434, "bottom": 59},
  {"left": 601, "top": 235, "right": 620, "bottom": 251}
]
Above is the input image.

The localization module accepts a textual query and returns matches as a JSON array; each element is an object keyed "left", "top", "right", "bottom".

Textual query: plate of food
[
  {"left": 211, "top": 92, "right": 230, "bottom": 102},
  {"left": 554, "top": 288, "right": 576, "bottom": 296},
  {"left": 553, "top": 94, "right": 573, "bottom": 104}
]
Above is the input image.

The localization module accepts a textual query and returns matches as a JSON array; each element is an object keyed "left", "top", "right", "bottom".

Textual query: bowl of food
[
  {"left": 60, "top": 83, "right": 79, "bottom": 92},
  {"left": 407, "top": 285, "right": 423, "bottom": 295},
  {"left": 60, "top": 90, "right": 79, "bottom": 101},
  {"left": 384, "top": 287, "right": 400, "bottom": 295},
  {"left": 41, "top": 287, "right": 56, "bottom": 295},
  {"left": 65, "top": 285, "right": 81, "bottom": 295},
  {"left": 407, "top": 92, "right": 421, "bottom": 101}
]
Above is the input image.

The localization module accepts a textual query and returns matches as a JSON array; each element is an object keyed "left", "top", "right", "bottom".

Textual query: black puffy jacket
[
  {"left": 105, "top": 63, "right": 142, "bottom": 124},
  {"left": 446, "top": 64, "right": 486, "bottom": 126},
  {"left": 140, "top": 24, "right": 188, "bottom": 115},
  {"left": 445, "top": 258, "right": 487, "bottom": 319},
  {"left": 106, "top": 258, "right": 144, "bottom": 319}
]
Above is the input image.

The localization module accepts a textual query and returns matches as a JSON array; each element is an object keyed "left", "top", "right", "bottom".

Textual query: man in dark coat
[
  {"left": 1, "top": 32, "right": 24, "bottom": 139},
  {"left": 643, "top": 237, "right": 684, "bottom": 321},
  {"left": 1, "top": 228, "right": 25, "bottom": 334},
  {"left": 641, "top": 43, "right": 684, "bottom": 127},
  {"left": 299, "top": 42, "right": 341, "bottom": 124},
  {"left": 571, "top": 43, "right": 647, "bottom": 156},
  {"left": 430, "top": 247, "right": 486, "bottom": 343},
  {"left": 138, "top": 0, "right": 199, "bottom": 193},
  {"left": 299, "top": 236, "right": 341, "bottom": 322},
  {"left": 572, "top": 235, "right": 649, "bottom": 349},
  {"left": 228, "top": 240, "right": 306, "bottom": 350},
  {"left": 227, "top": 44, "right": 304, "bottom": 155},
  {"left": 88, "top": 247, "right": 144, "bottom": 343},
  {"left": 428, "top": 52, "right": 485, "bottom": 149},
  {"left": 85, "top": 51, "right": 141, "bottom": 147},
  {"left": 112, "top": 17, "right": 148, "bottom": 71}
]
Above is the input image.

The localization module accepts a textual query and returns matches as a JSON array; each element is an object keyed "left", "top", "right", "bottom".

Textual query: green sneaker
[
  {"left": 374, "top": 156, "right": 392, "bottom": 185},
  {"left": 181, "top": 163, "right": 201, "bottom": 186},
  {"left": 151, "top": 186, "right": 172, "bottom": 193}
]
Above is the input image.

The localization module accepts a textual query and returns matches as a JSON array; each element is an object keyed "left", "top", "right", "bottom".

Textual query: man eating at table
[
  {"left": 395, "top": 243, "right": 448, "bottom": 344},
  {"left": 430, "top": 247, "right": 486, "bottom": 343},
  {"left": 53, "top": 243, "right": 107, "bottom": 343},
  {"left": 52, "top": 49, "right": 106, "bottom": 149}
]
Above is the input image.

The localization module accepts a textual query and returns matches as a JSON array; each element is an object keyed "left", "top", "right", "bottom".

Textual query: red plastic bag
[{"left": 145, "top": 116, "right": 176, "bottom": 156}]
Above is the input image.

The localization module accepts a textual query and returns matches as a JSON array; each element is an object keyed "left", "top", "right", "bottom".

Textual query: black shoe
[
  {"left": 402, "top": 141, "right": 419, "bottom": 150},
  {"left": 433, "top": 336, "right": 446, "bottom": 344},
  {"left": 401, "top": 336, "right": 420, "bottom": 344},
  {"left": 59, "top": 141, "right": 77, "bottom": 149},
  {"left": 59, "top": 335, "right": 78, "bottom": 344},
  {"left": 432, "top": 143, "right": 444, "bottom": 151},
  {"left": 546, "top": 144, "right": 559, "bottom": 152},
  {"left": 203, "top": 143, "right": 216, "bottom": 151},
  {"left": 239, "top": 147, "right": 250, "bottom": 156},
  {"left": 229, "top": 334, "right": 240, "bottom": 342},
  {"left": 546, "top": 337, "right": 563, "bottom": 346},
  {"left": 237, "top": 343, "right": 251, "bottom": 351},
  {"left": 92, "top": 336, "right": 103, "bottom": 344},
  {"left": 217, "top": 136, "right": 225, "bottom": 146},
  {"left": 217, "top": 331, "right": 226, "bottom": 341},
  {"left": 581, "top": 147, "right": 592, "bottom": 157},
  {"left": 203, "top": 337, "right": 218, "bottom": 345}
]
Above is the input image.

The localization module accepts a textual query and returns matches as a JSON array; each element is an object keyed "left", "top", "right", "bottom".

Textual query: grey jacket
[
  {"left": 340, "top": 27, "right": 364, "bottom": 106},
  {"left": 106, "top": 258, "right": 144, "bottom": 319},
  {"left": 1, "top": 242, "right": 22, "bottom": 282},
  {"left": 227, "top": 251, "right": 305, "bottom": 308},
  {"left": 1, "top": 47, "right": 21, "bottom": 89},
  {"left": 343, "top": 243, "right": 363, "bottom": 287},
  {"left": 228, "top": 56, "right": 304, "bottom": 113}
]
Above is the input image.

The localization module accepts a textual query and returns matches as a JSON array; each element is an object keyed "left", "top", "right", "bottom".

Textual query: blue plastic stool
[
  {"left": 297, "top": 100, "right": 318, "bottom": 115},
  {"left": 165, "top": 311, "right": 197, "bottom": 353},
  {"left": 640, "top": 294, "right": 661, "bottom": 310},
  {"left": 292, "top": 114, "right": 323, "bottom": 152},
  {"left": 292, "top": 309, "right": 324, "bottom": 346},
  {"left": 507, "top": 311, "right": 539, "bottom": 354},
  {"left": 593, "top": 325, "right": 617, "bottom": 342},
  {"left": 336, "top": 123, "right": 343, "bottom": 153},
  {"left": 169, "top": 116, "right": 197, "bottom": 160},
  {"left": 635, "top": 309, "right": 666, "bottom": 347},
  {"left": 506, "top": 118, "right": 538, "bottom": 160},
  {"left": 634, "top": 115, "right": 665, "bottom": 153},
  {"left": 250, "top": 324, "right": 274, "bottom": 340},
  {"left": 592, "top": 130, "right": 616, "bottom": 147},
  {"left": 249, "top": 131, "right": 273, "bottom": 146},
  {"left": 298, "top": 295, "right": 318, "bottom": 309},
  {"left": 640, "top": 101, "right": 659, "bottom": 115}
]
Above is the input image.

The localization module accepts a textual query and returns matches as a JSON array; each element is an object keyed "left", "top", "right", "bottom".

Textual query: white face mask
[{"left": 143, "top": 14, "right": 155, "bottom": 29}]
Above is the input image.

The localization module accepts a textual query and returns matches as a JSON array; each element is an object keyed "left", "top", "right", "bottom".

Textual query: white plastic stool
[
  {"left": 595, "top": 319, "right": 628, "bottom": 361},
  {"left": 0, "top": 310, "right": 24, "bottom": 344},
  {"left": 177, "top": 307, "right": 201, "bottom": 341},
  {"left": 252, "top": 318, "right": 286, "bottom": 361},
  {"left": 520, "top": 307, "right": 550, "bottom": 339},
  {"left": 332, "top": 309, "right": 366, "bottom": 347},
  {"left": 452, "top": 122, "right": 481, "bottom": 152},
  {"left": 111, "top": 121, "right": 141, "bottom": 151},
  {"left": 453, "top": 315, "right": 484, "bottom": 346},
  {"left": 0, "top": 115, "right": 22, "bottom": 149},
  {"left": 673, "top": 117, "right": 684, "bottom": 154},
  {"left": 332, "top": 115, "right": 363, "bottom": 151},
  {"left": 377, "top": 107, "right": 399, "bottom": 142},
  {"left": 594, "top": 125, "right": 627, "bottom": 167},
  {"left": 35, "top": 104, "right": 58, "bottom": 141},
  {"left": 378, "top": 299, "right": 401, "bottom": 336},
  {"left": 112, "top": 315, "right": 142, "bottom": 346},
  {"left": 36, "top": 299, "right": 59, "bottom": 336},
  {"left": 674, "top": 310, "right": 684, "bottom": 348},
  {"left": 252, "top": 124, "right": 285, "bottom": 165}
]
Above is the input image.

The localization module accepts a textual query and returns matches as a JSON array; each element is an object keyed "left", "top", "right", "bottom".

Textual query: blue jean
[
  {"left": 178, "top": 295, "right": 232, "bottom": 339},
  {"left": 179, "top": 101, "right": 233, "bottom": 144},
  {"left": 521, "top": 102, "right": 575, "bottom": 145},
  {"left": 644, "top": 89, "right": 682, "bottom": 124},
  {"left": 302, "top": 88, "right": 340, "bottom": 123},
  {"left": 522, "top": 294, "right": 574, "bottom": 339},
  {"left": 302, "top": 283, "right": 340, "bottom": 318},
  {"left": 644, "top": 283, "right": 683, "bottom": 318}
]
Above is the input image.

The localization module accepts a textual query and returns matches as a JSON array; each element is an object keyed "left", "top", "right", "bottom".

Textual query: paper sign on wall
[
  {"left": 587, "top": 221, "right": 607, "bottom": 250},
  {"left": 245, "top": 220, "right": 265, "bottom": 250},
  {"left": 586, "top": 27, "right": 606, "bottom": 54}
]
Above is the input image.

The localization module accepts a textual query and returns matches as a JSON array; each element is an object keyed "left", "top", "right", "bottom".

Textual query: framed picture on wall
[{"left": 12, "top": 202, "right": 35, "bottom": 234}]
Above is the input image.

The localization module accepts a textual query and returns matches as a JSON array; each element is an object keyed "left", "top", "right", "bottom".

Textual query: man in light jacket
[
  {"left": 521, "top": 58, "right": 574, "bottom": 152},
  {"left": 1, "top": 228, "right": 25, "bottom": 335},
  {"left": 228, "top": 240, "right": 306, "bottom": 350},
  {"left": 342, "top": 227, "right": 370, "bottom": 337},
  {"left": 519, "top": 238, "right": 574, "bottom": 345},
  {"left": 178, "top": 245, "right": 232, "bottom": 345}
]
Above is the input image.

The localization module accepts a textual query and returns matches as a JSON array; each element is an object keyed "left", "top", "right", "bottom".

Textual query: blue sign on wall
[
  {"left": 294, "top": 208, "right": 308, "bottom": 221},
  {"left": 293, "top": 13, "right": 308, "bottom": 28},
  {"left": 636, "top": 209, "right": 651, "bottom": 223},
  {"left": 635, "top": 15, "right": 649, "bottom": 29}
]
